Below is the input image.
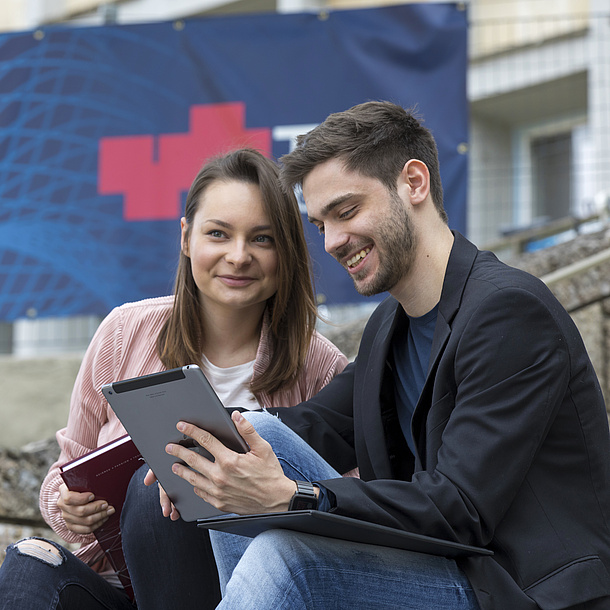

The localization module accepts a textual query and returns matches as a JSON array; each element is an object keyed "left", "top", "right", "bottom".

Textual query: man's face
[{"left": 303, "top": 158, "right": 417, "bottom": 297}]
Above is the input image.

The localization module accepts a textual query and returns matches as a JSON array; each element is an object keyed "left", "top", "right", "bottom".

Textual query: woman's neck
[{"left": 199, "top": 303, "right": 265, "bottom": 368}]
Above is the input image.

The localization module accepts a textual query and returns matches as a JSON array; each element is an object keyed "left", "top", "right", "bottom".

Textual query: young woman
[{"left": 0, "top": 149, "right": 348, "bottom": 609}]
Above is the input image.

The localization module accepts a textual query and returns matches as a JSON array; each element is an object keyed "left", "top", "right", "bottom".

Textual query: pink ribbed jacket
[{"left": 39, "top": 295, "right": 348, "bottom": 569}]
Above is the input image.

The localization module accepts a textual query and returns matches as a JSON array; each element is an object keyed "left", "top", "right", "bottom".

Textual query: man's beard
[{"left": 350, "top": 191, "right": 417, "bottom": 297}]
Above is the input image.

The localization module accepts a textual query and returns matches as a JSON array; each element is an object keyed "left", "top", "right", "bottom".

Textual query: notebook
[{"left": 60, "top": 435, "right": 142, "bottom": 599}]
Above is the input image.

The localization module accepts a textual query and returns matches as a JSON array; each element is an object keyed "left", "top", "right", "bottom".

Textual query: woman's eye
[
  {"left": 254, "top": 234, "right": 274, "bottom": 244},
  {"left": 208, "top": 230, "right": 225, "bottom": 238}
]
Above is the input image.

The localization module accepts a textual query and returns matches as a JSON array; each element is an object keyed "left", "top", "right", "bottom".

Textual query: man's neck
[{"left": 391, "top": 228, "right": 454, "bottom": 318}]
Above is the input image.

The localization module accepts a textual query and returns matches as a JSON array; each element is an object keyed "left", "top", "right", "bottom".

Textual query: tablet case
[
  {"left": 102, "top": 365, "right": 249, "bottom": 522},
  {"left": 197, "top": 510, "right": 493, "bottom": 558}
]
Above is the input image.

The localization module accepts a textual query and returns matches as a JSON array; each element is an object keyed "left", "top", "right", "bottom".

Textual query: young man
[{"left": 169, "top": 102, "right": 610, "bottom": 609}]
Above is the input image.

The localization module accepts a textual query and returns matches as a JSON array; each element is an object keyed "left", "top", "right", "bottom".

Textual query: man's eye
[
  {"left": 317, "top": 225, "right": 325, "bottom": 235},
  {"left": 339, "top": 207, "right": 355, "bottom": 219}
]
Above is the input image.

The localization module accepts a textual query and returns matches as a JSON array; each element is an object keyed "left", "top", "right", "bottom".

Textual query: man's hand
[
  {"left": 166, "top": 411, "right": 296, "bottom": 515},
  {"left": 57, "top": 483, "right": 115, "bottom": 534},
  {"left": 143, "top": 468, "right": 181, "bottom": 521}
]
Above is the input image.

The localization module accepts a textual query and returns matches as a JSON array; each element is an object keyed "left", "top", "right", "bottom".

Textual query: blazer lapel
[
  {"left": 411, "top": 232, "right": 478, "bottom": 464},
  {"left": 356, "top": 300, "right": 402, "bottom": 479}
]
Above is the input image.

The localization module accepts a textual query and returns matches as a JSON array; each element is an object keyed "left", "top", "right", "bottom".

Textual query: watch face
[
  {"left": 290, "top": 495, "right": 318, "bottom": 511},
  {"left": 289, "top": 481, "right": 318, "bottom": 511}
]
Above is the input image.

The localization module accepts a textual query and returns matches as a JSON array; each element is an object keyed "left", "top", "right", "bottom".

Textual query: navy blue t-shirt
[{"left": 391, "top": 304, "right": 438, "bottom": 455}]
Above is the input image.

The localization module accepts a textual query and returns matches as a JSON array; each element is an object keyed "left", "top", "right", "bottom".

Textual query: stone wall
[{"left": 0, "top": 438, "right": 77, "bottom": 565}]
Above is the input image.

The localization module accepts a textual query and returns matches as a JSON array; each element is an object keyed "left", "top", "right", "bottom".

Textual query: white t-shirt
[{"left": 200, "top": 353, "right": 262, "bottom": 411}]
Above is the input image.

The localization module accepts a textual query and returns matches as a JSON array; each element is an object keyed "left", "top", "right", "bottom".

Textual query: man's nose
[{"left": 324, "top": 224, "right": 349, "bottom": 256}]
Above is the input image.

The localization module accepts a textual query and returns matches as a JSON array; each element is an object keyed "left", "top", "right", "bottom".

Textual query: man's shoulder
[
  {"left": 469, "top": 250, "right": 548, "bottom": 294},
  {"left": 452, "top": 231, "right": 538, "bottom": 286}
]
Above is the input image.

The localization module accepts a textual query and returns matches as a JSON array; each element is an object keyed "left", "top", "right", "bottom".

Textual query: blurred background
[{"left": 1, "top": 0, "right": 609, "bottom": 448}]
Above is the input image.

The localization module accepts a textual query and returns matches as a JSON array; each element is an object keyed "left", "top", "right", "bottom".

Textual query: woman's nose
[{"left": 225, "top": 240, "right": 252, "bottom": 266}]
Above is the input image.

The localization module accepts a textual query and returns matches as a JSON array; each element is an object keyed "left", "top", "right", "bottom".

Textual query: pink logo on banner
[{"left": 98, "top": 102, "right": 271, "bottom": 221}]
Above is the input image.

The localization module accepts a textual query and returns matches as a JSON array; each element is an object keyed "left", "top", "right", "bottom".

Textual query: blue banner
[{"left": 0, "top": 4, "right": 467, "bottom": 321}]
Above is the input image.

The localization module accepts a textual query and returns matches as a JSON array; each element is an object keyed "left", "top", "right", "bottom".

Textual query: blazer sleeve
[
  {"left": 267, "top": 361, "right": 358, "bottom": 475},
  {"left": 280, "top": 287, "right": 580, "bottom": 548}
]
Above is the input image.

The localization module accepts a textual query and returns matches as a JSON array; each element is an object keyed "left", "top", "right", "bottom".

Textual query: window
[{"left": 531, "top": 131, "right": 572, "bottom": 222}]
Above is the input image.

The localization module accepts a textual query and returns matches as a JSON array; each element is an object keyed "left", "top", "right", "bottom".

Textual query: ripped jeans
[{"left": 0, "top": 537, "right": 134, "bottom": 609}]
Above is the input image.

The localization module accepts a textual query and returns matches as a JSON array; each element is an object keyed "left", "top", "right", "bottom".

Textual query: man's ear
[
  {"left": 180, "top": 217, "right": 190, "bottom": 257},
  {"left": 400, "top": 159, "right": 430, "bottom": 206}
]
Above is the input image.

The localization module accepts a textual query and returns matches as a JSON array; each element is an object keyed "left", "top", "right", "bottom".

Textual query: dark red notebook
[{"left": 60, "top": 435, "right": 143, "bottom": 601}]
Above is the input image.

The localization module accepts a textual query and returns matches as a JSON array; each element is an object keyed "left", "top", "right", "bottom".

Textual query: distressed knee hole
[{"left": 15, "top": 539, "right": 64, "bottom": 566}]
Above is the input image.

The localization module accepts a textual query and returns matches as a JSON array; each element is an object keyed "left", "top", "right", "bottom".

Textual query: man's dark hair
[{"left": 280, "top": 101, "right": 447, "bottom": 223}]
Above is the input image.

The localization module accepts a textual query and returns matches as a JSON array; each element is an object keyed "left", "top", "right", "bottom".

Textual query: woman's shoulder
[
  {"left": 307, "top": 330, "right": 349, "bottom": 366},
  {"left": 117, "top": 294, "right": 175, "bottom": 313},
  {"left": 108, "top": 295, "right": 174, "bottom": 325},
  {"left": 94, "top": 295, "right": 174, "bottom": 345}
]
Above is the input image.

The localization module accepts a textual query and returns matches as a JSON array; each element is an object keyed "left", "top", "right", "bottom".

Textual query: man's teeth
[{"left": 347, "top": 248, "right": 371, "bottom": 268}]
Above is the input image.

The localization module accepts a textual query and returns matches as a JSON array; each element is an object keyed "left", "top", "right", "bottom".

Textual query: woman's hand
[
  {"left": 57, "top": 483, "right": 115, "bottom": 534},
  {"left": 166, "top": 411, "right": 296, "bottom": 515},
  {"left": 143, "top": 468, "right": 181, "bottom": 521}
]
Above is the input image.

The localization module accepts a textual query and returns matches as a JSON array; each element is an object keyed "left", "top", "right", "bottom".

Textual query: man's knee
[
  {"left": 244, "top": 410, "right": 283, "bottom": 432},
  {"left": 224, "top": 530, "right": 321, "bottom": 606},
  {"left": 243, "top": 411, "right": 293, "bottom": 447},
  {"left": 246, "top": 529, "right": 319, "bottom": 573},
  {"left": 14, "top": 538, "right": 64, "bottom": 566}
]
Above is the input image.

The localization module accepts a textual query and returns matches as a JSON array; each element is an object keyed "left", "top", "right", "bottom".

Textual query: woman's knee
[
  {"left": 12, "top": 538, "right": 64, "bottom": 567},
  {"left": 121, "top": 465, "right": 159, "bottom": 530}
]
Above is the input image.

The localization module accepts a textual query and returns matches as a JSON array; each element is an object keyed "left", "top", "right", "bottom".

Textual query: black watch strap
[{"left": 288, "top": 480, "right": 318, "bottom": 511}]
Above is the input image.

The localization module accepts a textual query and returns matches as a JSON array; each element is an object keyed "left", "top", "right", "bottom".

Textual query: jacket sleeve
[
  {"left": 39, "top": 307, "right": 124, "bottom": 548},
  {"left": 279, "top": 287, "right": 580, "bottom": 548},
  {"left": 327, "top": 288, "right": 576, "bottom": 546},
  {"left": 267, "top": 361, "right": 358, "bottom": 475}
]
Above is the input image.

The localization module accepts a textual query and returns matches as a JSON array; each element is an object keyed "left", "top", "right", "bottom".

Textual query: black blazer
[{"left": 271, "top": 233, "right": 610, "bottom": 609}]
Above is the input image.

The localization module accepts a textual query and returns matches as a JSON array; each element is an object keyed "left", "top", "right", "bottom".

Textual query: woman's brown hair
[{"left": 157, "top": 148, "right": 317, "bottom": 398}]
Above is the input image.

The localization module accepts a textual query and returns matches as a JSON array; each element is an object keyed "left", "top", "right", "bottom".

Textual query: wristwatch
[{"left": 288, "top": 480, "right": 318, "bottom": 511}]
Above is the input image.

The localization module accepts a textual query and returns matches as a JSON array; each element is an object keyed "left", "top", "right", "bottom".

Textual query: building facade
[{"left": 0, "top": 0, "right": 609, "bottom": 355}]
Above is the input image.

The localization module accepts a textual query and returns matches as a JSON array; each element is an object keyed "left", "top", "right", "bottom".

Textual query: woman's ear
[
  {"left": 180, "top": 217, "right": 190, "bottom": 257},
  {"left": 401, "top": 159, "right": 430, "bottom": 206}
]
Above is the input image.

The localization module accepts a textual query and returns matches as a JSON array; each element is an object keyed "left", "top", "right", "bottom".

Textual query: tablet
[
  {"left": 102, "top": 365, "right": 249, "bottom": 521},
  {"left": 198, "top": 510, "right": 494, "bottom": 558}
]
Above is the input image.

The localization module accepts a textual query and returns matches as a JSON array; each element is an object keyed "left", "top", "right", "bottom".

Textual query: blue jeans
[
  {"left": 210, "top": 411, "right": 480, "bottom": 610},
  {"left": 0, "top": 537, "right": 134, "bottom": 609},
  {"left": 120, "top": 464, "right": 221, "bottom": 609}
]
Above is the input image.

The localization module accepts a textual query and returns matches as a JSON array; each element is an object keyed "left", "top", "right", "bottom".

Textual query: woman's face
[{"left": 182, "top": 180, "right": 279, "bottom": 316}]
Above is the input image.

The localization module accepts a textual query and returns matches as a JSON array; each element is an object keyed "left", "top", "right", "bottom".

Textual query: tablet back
[
  {"left": 102, "top": 365, "right": 249, "bottom": 521},
  {"left": 198, "top": 510, "right": 494, "bottom": 558}
]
